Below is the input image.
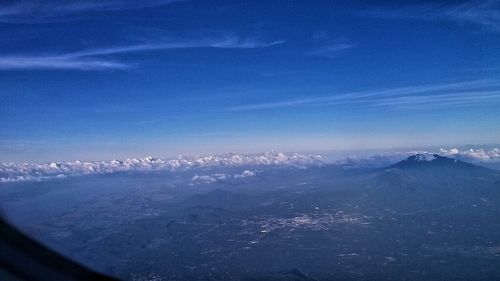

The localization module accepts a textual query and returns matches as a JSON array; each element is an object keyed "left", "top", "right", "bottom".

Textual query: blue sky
[{"left": 1, "top": 0, "right": 500, "bottom": 162}]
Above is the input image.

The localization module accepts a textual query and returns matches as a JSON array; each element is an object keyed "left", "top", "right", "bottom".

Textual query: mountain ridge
[{"left": 387, "top": 153, "right": 493, "bottom": 172}]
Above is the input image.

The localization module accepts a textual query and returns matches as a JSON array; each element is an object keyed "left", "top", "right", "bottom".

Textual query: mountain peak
[
  {"left": 380, "top": 153, "right": 499, "bottom": 188},
  {"left": 408, "top": 153, "right": 438, "bottom": 162},
  {"left": 389, "top": 153, "right": 461, "bottom": 169}
]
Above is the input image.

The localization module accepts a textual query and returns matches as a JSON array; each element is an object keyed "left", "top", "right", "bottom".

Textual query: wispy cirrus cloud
[
  {"left": 228, "top": 79, "right": 500, "bottom": 111},
  {"left": 0, "top": 56, "right": 128, "bottom": 70},
  {"left": 0, "top": 35, "right": 285, "bottom": 71},
  {"left": 0, "top": 0, "right": 184, "bottom": 23},
  {"left": 367, "top": 1, "right": 500, "bottom": 32},
  {"left": 72, "top": 37, "right": 285, "bottom": 57},
  {"left": 307, "top": 42, "right": 355, "bottom": 58},
  {"left": 306, "top": 33, "right": 355, "bottom": 59}
]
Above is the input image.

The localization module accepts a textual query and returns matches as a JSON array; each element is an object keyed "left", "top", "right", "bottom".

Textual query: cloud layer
[{"left": 0, "top": 152, "right": 323, "bottom": 182}]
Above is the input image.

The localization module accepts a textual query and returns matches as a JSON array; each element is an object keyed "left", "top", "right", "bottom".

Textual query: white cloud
[
  {"left": 0, "top": 0, "right": 184, "bottom": 23},
  {"left": 0, "top": 36, "right": 285, "bottom": 71},
  {"left": 191, "top": 174, "right": 220, "bottom": 183},
  {"left": 234, "top": 170, "right": 256, "bottom": 178},
  {"left": 439, "top": 147, "right": 460, "bottom": 155},
  {"left": 190, "top": 170, "right": 256, "bottom": 184},
  {"left": 367, "top": 1, "right": 500, "bottom": 32},
  {"left": 228, "top": 80, "right": 500, "bottom": 111},
  {"left": 440, "top": 147, "right": 500, "bottom": 162},
  {"left": 307, "top": 42, "right": 355, "bottom": 58},
  {"left": 0, "top": 56, "right": 129, "bottom": 70}
]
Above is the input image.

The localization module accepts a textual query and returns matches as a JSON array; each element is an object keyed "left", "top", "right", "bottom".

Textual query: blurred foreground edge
[{"left": 0, "top": 216, "right": 118, "bottom": 281}]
